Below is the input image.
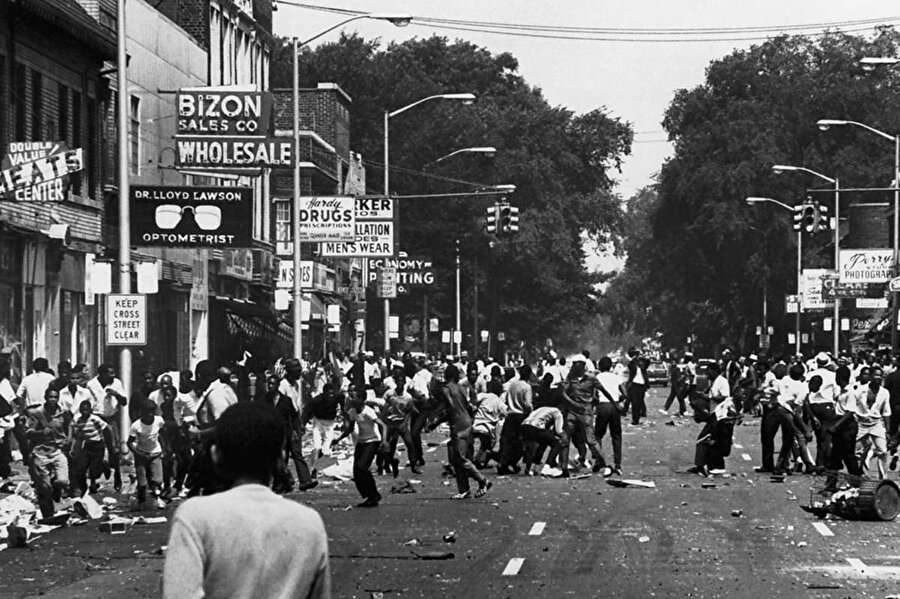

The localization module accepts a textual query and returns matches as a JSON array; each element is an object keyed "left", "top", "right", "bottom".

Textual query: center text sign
[
  {"left": 839, "top": 249, "right": 894, "bottom": 283},
  {"left": 106, "top": 294, "right": 147, "bottom": 346}
]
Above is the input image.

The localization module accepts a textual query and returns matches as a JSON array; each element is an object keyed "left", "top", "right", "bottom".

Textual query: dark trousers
[
  {"left": 594, "top": 402, "right": 622, "bottom": 468},
  {"left": 664, "top": 386, "right": 687, "bottom": 414},
  {"left": 377, "top": 420, "right": 411, "bottom": 472},
  {"left": 759, "top": 406, "right": 794, "bottom": 471},
  {"left": 521, "top": 424, "right": 558, "bottom": 466},
  {"left": 0, "top": 431, "right": 12, "bottom": 478},
  {"left": 71, "top": 440, "right": 106, "bottom": 495},
  {"left": 827, "top": 419, "right": 860, "bottom": 475},
  {"left": 628, "top": 383, "right": 647, "bottom": 424},
  {"left": 497, "top": 413, "right": 527, "bottom": 472},
  {"left": 559, "top": 410, "right": 602, "bottom": 472},
  {"left": 448, "top": 430, "right": 485, "bottom": 493},
  {"left": 695, "top": 420, "right": 733, "bottom": 470},
  {"left": 810, "top": 403, "right": 837, "bottom": 468},
  {"left": 407, "top": 409, "right": 429, "bottom": 466},
  {"left": 353, "top": 441, "right": 380, "bottom": 500}
]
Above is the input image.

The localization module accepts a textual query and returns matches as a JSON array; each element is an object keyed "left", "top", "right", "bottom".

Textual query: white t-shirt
[
  {"left": 87, "top": 376, "right": 126, "bottom": 418},
  {"left": 163, "top": 484, "right": 330, "bottom": 599},
  {"left": 16, "top": 372, "right": 55, "bottom": 407},
  {"left": 278, "top": 378, "right": 302, "bottom": 413},
  {"left": 130, "top": 416, "right": 164, "bottom": 455},
  {"left": 854, "top": 385, "right": 891, "bottom": 428},
  {"left": 806, "top": 368, "right": 837, "bottom": 405},
  {"left": 596, "top": 372, "right": 623, "bottom": 403},
  {"left": 710, "top": 375, "right": 730, "bottom": 400},
  {"left": 59, "top": 385, "right": 94, "bottom": 414},
  {"left": 349, "top": 405, "right": 381, "bottom": 443},
  {"left": 777, "top": 377, "right": 806, "bottom": 412}
]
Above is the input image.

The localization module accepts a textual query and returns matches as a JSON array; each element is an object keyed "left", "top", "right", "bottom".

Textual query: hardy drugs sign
[
  {"left": 297, "top": 197, "right": 356, "bottom": 242},
  {"left": 106, "top": 294, "right": 147, "bottom": 346}
]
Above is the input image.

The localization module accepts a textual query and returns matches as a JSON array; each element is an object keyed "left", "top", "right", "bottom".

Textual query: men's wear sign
[
  {"left": 106, "top": 294, "right": 147, "bottom": 346},
  {"left": 320, "top": 221, "right": 395, "bottom": 257},
  {"left": 297, "top": 196, "right": 356, "bottom": 242},
  {"left": 839, "top": 249, "right": 894, "bottom": 283},
  {"left": 130, "top": 185, "right": 253, "bottom": 248}
]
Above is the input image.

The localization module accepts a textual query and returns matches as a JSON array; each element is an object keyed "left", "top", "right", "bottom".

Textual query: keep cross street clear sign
[{"left": 106, "top": 294, "right": 147, "bottom": 346}]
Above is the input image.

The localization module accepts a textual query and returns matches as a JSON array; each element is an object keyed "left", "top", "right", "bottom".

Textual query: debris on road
[
  {"left": 390, "top": 481, "right": 417, "bottom": 494},
  {"left": 442, "top": 531, "right": 457, "bottom": 543},
  {"left": 731, "top": 510, "right": 743, "bottom": 518},
  {"left": 638, "top": 536, "right": 650, "bottom": 543},
  {"left": 402, "top": 538, "right": 421, "bottom": 546},
  {"left": 606, "top": 479, "right": 656, "bottom": 489}
]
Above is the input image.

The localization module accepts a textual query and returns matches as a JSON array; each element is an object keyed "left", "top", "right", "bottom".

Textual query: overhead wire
[{"left": 279, "top": 2, "right": 900, "bottom": 43}]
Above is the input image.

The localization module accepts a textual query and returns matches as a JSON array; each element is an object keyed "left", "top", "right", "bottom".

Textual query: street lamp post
[
  {"left": 746, "top": 197, "right": 802, "bottom": 354},
  {"left": 817, "top": 119, "right": 900, "bottom": 354},
  {"left": 291, "top": 14, "right": 411, "bottom": 362},
  {"left": 384, "top": 92, "right": 477, "bottom": 356},
  {"left": 427, "top": 146, "right": 496, "bottom": 166},
  {"left": 116, "top": 0, "right": 132, "bottom": 449},
  {"left": 772, "top": 165, "right": 840, "bottom": 356}
]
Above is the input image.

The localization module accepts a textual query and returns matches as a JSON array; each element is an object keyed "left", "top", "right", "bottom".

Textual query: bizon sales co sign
[{"left": 130, "top": 185, "right": 253, "bottom": 248}]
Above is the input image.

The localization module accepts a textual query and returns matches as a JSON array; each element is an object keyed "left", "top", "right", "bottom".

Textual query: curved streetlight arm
[
  {"left": 296, "top": 13, "right": 412, "bottom": 47},
  {"left": 745, "top": 196, "right": 793, "bottom": 211},
  {"left": 430, "top": 146, "right": 496, "bottom": 165},
  {"left": 772, "top": 164, "right": 836, "bottom": 185},
  {"left": 817, "top": 119, "right": 894, "bottom": 142},
  {"left": 388, "top": 93, "right": 476, "bottom": 119}
]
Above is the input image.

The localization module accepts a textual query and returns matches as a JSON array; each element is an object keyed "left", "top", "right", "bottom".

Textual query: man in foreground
[{"left": 163, "top": 401, "right": 330, "bottom": 598}]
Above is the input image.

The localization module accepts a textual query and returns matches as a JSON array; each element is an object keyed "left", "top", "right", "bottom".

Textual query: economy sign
[
  {"left": 839, "top": 249, "right": 894, "bottom": 283},
  {"left": 367, "top": 255, "right": 434, "bottom": 293},
  {"left": 297, "top": 196, "right": 356, "bottom": 242},
  {"left": 130, "top": 185, "right": 253, "bottom": 248}
]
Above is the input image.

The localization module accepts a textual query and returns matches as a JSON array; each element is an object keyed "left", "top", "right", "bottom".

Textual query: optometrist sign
[{"left": 130, "top": 185, "right": 253, "bottom": 248}]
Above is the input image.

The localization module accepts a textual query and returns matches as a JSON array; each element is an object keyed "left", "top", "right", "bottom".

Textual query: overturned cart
[{"left": 803, "top": 471, "right": 900, "bottom": 521}]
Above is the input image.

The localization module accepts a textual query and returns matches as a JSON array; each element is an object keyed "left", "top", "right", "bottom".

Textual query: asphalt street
[{"left": 3, "top": 386, "right": 900, "bottom": 598}]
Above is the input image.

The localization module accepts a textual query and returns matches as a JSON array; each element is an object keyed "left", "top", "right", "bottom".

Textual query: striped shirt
[{"left": 71, "top": 413, "right": 108, "bottom": 443}]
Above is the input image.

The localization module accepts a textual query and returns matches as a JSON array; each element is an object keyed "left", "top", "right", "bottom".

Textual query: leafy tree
[
  {"left": 271, "top": 35, "right": 633, "bottom": 354},
  {"left": 606, "top": 29, "right": 900, "bottom": 354}
]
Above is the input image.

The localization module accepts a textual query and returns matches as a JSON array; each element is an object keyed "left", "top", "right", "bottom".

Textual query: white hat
[
  {"left": 570, "top": 354, "right": 587, "bottom": 363},
  {"left": 748, "top": 353, "right": 758, "bottom": 361},
  {"left": 815, "top": 352, "right": 830, "bottom": 365}
]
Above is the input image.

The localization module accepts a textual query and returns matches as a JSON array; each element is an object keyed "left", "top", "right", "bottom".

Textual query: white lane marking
[
  {"left": 812, "top": 522, "right": 834, "bottom": 537},
  {"left": 741, "top": 453, "right": 752, "bottom": 461},
  {"left": 847, "top": 557, "right": 873, "bottom": 576},
  {"left": 502, "top": 557, "right": 525, "bottom": 576},
  {"left": 734, "top": 444, "right": 744, "bottom": 449},
  {"left": 528, "top": 522, "right": 546, "bottom": 536}
]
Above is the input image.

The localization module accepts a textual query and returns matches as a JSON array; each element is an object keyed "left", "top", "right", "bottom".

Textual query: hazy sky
[{"left": 273, "top": 2, "right": 900, "bottom": 269}]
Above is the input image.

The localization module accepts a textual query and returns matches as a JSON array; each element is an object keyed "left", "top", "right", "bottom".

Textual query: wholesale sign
[
  {"left": 175, "top": 136, "right": 292, "bottom": 167},
  {"left": 839, "top": 249, "right": 894, "bottom": 283},
  {"left": 297, "top": 196, "right": 356, "bottom": 242},
  {"left": 130, "top": 185, "right": 253, "bottom": 248}
]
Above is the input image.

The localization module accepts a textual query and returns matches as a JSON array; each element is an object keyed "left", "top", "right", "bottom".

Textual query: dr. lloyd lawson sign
[
  {"left": 130, "top": 185, "right": 253, "bottom": 248},
  {"left": 839, "top": 249, "right": 894, "bottom": 283}
]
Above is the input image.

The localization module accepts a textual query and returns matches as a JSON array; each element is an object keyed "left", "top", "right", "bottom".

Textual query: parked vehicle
[{"left": 646, "top": 360, "right": 669, "bottom": 386}]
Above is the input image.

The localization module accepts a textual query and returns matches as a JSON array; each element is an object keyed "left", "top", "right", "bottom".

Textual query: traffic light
[
  {"left": 792, "top": 204, "right": 804, "bottom": 231},
  {"left": 506, "top": 206, "right": 519, "bottom": 233},
  {"left": 486, "top": 204, "right": 499, "bottom": 233},
  {"left": 815, "top": 201, "right": 830, "bottom": 232},
  {"left": 801, "top": 201, "right": 817, "bottom": 233}
]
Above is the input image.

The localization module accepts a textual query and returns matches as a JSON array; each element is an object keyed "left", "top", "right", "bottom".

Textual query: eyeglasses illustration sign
[{"left": 130, "top": 185, "right": 253, "bottom": 248}]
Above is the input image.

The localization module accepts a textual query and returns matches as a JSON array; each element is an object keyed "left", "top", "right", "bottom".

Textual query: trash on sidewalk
[
  {"left": 638, "top": 536, "right": 650, "bottom": 543},
  {"left": 442, "top": 531, "right": 457, "bottom": 543},
  {"left": 14, "top": 482, "right": 36, "bottom": 501},
  {"left": 700, "top": 483, "right": 717, "bottom": 489},
  {"left": 321, "top": 459, "right": 353, "bottom": 482},
  {"left": 606, "top": 479, "right": 656, "bottom": 489},
  {"left": 412, "top": 550, "right": 454, "bottom": 560},
  {"left": 6, "top": 519, "right": 32, "bottom": 548},
  {"left": 134, "top": 516, "right": 168, "bottom": 525},
  {"left": 99, "top": 518, "right": 132, "bottom": 534},
  {"left": 402, "top": 538, "right": 421, "bottom": 546},
  {"left": 0, "top": 494, "right": 38, "bottom": 526},
  {"left": 73, "top": 494, "right": 103, "bottom": 520},
  {"left": 390, "top": 481, "right": 417, "bottom": 494},
  {"left": 731, "top": 510, "right": 743, "bottom": 518}
]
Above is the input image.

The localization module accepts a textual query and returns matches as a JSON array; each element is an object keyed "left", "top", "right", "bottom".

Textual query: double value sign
[
  {"left": 130, "top": 185, "right": 253, "bottom": 248},
  {"left": 174, "top": 89, "right": 292, "bottom": 168},
  {"left": 0, "top": 141, "right": 83, "bottom": 201}
]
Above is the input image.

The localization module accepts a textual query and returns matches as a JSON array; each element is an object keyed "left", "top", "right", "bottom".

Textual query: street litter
[
  {"left": 442, "top": 531, "right": 457, "bottom": 543},
  {"left": 701, "top": 483, "right": 717, "bottom": 489},
  {"left": 731, "top": 510, "right": 743, "bottom": 518},
  {"left": 73, "top": 495, "right": 103, "bottom": 520},
  {"left": 606, "top": 479, "right": 656, "bottom": 489},
  {"left": 402, "top": 538, "right": 421, "bottom": 546},
  {"left": 638, "top": 536, "right": 650, "bottom": 543},
  {"left": 321, "top": 459, "right": 354, "bottom": 481},
  {"left": 134, "top": 516, "right": 167, "bottom": 525},
  {"left": 390, "top": 481, "right": 417, "bottom": 494},
  {"left": 99, "top": 518, "right": 132, "bottom": 534},
  {"left": 412, "top": 550, "right": 454, "bottom": 560}
]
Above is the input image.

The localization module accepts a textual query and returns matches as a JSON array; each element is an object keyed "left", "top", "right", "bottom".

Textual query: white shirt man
[
  {"left": 86, "top": 375, "right": 126, "bottom": 419},
  {"left": 710, "top": 374, "right": 731, "bottom": 402},
  {"left": 807, "top": 355, "right": 837, "bottom": 405},
  {"left": 16, "top": 369, "right": 55, "bottom": 409}
]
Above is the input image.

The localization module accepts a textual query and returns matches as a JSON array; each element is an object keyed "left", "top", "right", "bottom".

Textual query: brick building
[{"left": 0, "top": 0, "right": 116, "bottom": 378}]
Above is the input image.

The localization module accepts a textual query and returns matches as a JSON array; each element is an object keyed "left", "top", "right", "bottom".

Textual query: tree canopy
[
  {"left": 605, "top": 29, "right": 900, "bottom": 354},
  {"left": 271, "top": 34, "right": 633, "bottom": 353}
]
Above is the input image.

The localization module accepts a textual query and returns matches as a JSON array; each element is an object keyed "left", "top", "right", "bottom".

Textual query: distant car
[{"left": 646, "top": 361, "right": 669, "bottom": 387}]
